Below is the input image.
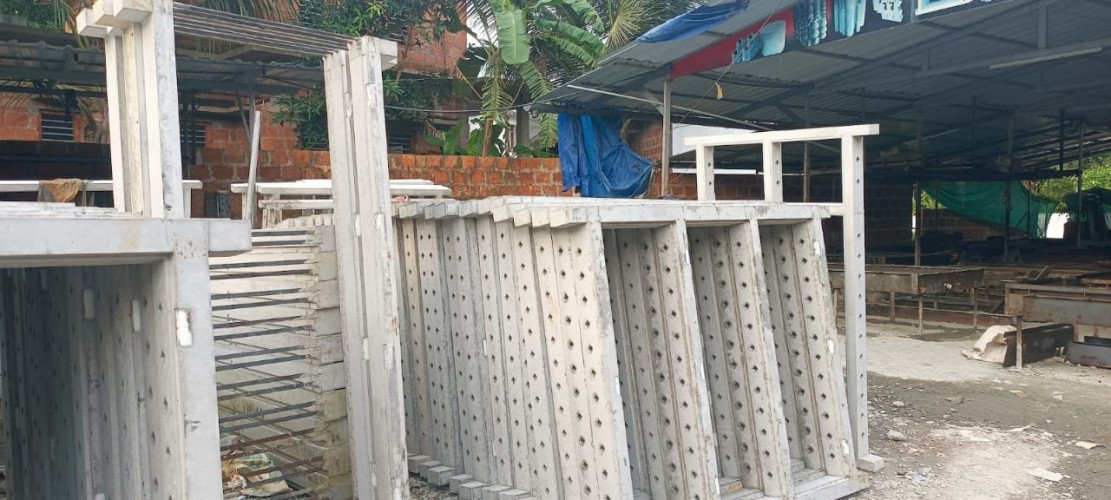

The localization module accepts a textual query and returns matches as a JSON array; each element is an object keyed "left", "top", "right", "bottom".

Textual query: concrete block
[
  {"left": 425, "top": 465, "right": 455, "bottom": 486},
  {"left": 497, "top": 488, "right": 529, "bottom": 500},
  {"left": 458, "top": 481, "right": 488, "bottom": 500},
  {"left": 448, "top": 474, "right": 474, "bottom": 493},
  {"left": 406, "top": 455, "right": 431, "bottom": 473},
  {"left": 416, "top": 460, "right": 442, "bottom": 477},
  {"left": 481, "top": 485, "right": 510, "bottom": 500}
]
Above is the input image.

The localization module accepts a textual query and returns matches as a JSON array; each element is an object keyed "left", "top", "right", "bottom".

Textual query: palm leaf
[
  {"left": 536, "top": 0, "right": 603, "bottom": 29},
  {"left": 516, "top": 61, "right": 557, "bottom": 146},
  {"left": 534, "top": 19, "right": 604, "bottom": 63},
  {"left": 491, "top": 1, "right": 531, "bottom": 65}
]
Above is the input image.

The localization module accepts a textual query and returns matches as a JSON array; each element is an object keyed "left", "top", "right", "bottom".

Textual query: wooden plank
[
  {"left": 101, "top": 36, "right": 131, "bottom": 211},
  {"left": 119, "top": 21, "right": 148, "bottom": 214}
]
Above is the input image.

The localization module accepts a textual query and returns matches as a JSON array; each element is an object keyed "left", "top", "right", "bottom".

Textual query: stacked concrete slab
[
  {"left": 0, "top": 203, "right": 250, "bottom": 498},
  {"left": 210, "top": 225, "right": 352, "bottom": 496},
  {"left": 394, "top": 197, "right": 867, "bottom": 500}
]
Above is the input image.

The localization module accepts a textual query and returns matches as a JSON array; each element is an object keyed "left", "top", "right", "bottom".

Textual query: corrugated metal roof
[
  {"left": 539, "top": 0, "right": 1111, "bottom": 179},
  {"left": 0, "top": 33, "right": 323, "bottom": 96}
]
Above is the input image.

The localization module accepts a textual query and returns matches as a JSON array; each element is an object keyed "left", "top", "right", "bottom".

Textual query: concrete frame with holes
[
  {"left": 686, "top": 124, "right": 886, "bottom": 472},
  {"left": 392, "top": 197, "right": 870, "bottom": 499},
  {"left": 0, "top": 0, "right": 252, "bottom": 497}
]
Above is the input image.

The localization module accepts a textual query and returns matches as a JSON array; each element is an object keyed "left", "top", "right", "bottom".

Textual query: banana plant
[
  {"left": 463, "top": 0, "right": 703, "bottom": 153},
  {"left": 464, "top": 0, "right": 608, "bottom": 151}
]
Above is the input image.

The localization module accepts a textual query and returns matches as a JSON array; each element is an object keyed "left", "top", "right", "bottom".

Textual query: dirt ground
[
  {"left": 852, "top": 320, "right": 1110, "bottom": 500},
  {"left": 412, "top": 318, "right": 1110, "bottom": 500}
]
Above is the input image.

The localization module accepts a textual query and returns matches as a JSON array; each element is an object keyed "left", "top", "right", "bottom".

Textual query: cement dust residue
[
  {"left": 848, "top": 336, "right": 1004, "bottom": 382},
  {"left": 859, "top": 424, "right": 1071, "bottom": 500}
]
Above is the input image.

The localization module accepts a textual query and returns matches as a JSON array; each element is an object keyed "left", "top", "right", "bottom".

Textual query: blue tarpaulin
[
  {"left": 637, "top": 1, "right": 748, "bottom": 43},
  {"left": 557, "top": 114, "right": 652, "bottom": 198}
]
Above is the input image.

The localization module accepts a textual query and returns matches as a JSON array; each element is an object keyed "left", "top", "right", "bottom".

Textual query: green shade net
[{"left": 924, "top": 181, "right": 1057, "bottom": 238}]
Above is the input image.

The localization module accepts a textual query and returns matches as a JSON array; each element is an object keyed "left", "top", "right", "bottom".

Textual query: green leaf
[
  {"left": 514, "top": 145, "right": 557, "bottom": 158},
  {"left": 535, "top": 19, "right": 604, "bottom": 65},
  {"left": 536, "top": 0, "right": 603, "bottom": 29},
  {"left": 492, "top": 2, "right": 531, "bottom": 65}
]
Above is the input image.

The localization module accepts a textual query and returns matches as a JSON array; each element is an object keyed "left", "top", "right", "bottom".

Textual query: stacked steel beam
[
  {"left": 210, "top": 226, "right": 351, "bottom": 497},
  {"left": 394, "top": 197, "right": 868, "bottom": 500}
]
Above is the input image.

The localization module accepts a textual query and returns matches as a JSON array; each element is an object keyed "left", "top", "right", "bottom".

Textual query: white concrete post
[
  {"left": 762, "top": 140, "right": 784, "bottom": 202},
  {"left": 695, "top": 145, "right": 714, "bottom": 201},
  {"left": 323, "top": 37, "right": 409, "bottom": 499},
  {"left": 78, "top": 0, "right": 185, "bottom": 218}
]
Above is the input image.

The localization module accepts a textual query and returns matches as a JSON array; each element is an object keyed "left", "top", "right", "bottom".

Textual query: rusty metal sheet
[
  {"left": 829, "top": 265, "right": 985, "bottom": 294},
  {"left": 1005, "top": 284, "right": 1111, "bottom": 326},
  {"left": 1002, "top": 324, "right": 1074, "bottom": 368},
  {"left": 1067, "top": 342, "right": 1111, "bottom": 369}
]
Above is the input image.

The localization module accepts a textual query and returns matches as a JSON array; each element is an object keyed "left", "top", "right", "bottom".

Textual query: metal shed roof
[
  {"left": 538, "top": 0, "right": 1111, "bottom": 180},
  {"left": 0, "top": 24, "right": 325, "bottom": 99}
]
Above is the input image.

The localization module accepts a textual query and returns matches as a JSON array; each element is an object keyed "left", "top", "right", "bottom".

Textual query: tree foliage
[
  {"left": 0, "top": 0, "right": 83, "bottom": 31},
  {"left": 273, "top": 0, "right": 465, "bottom": 150},
  {"left": 1029, "top": 155, "right": 1111, "bottom": 210},
  {"left": 462, "top": 0, "right": 704, "bottom": 151}
]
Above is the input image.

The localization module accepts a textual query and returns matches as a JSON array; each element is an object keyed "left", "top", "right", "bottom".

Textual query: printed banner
[{"left": 671, "top": 0, "right": 996, "bottom": 79}]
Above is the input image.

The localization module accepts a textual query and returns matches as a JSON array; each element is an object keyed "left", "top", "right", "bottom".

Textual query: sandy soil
[{"left": 411, "top": 317, "right": 1110, "bottom": 499}]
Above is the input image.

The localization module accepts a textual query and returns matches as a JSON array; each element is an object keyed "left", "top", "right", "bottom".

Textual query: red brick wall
[
  {"left": 398, "top": 30, "right": 468, "bottom": 75},
  {"left": 389, "top": 154, "right": 566, "bottom": 199},
  {"left": 188, "top": 142, "right": 567, "bottom": 218},
  {"left": 0, "top": 97, "right": 42, "bottom": 141},
  {"left": 628, "top": 122, "right": 663, "bottom": 165}
]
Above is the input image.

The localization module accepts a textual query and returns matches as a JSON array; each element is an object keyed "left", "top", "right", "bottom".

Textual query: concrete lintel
[{"left": 0, "top": 217, "right": 249, "bottom": 268}]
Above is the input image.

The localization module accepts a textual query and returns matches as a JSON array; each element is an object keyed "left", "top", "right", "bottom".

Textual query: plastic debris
[
  {"left": 221, "top": 436, "right": 292, "bottom": 498},
  {"left": 963, "top": 325, "right": 1014, "bottom": 364},
  {"left": 1027, "top": 468, "right": 1063, "bottom": 482}
]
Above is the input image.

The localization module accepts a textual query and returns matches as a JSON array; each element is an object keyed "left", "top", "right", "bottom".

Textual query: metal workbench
[
  {"left": 1005, "top": 284, "right": 1111, "bottom": 367},
  {"left": 829, "top": 265, "right": 985, "bottom": 332}
]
